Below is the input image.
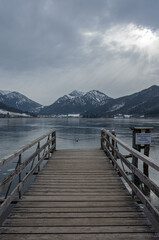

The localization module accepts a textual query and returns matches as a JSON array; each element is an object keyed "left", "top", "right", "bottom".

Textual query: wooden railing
[
  {"left": 0, "top": 130, "right": 56, "bottom": 217},
  {"left": 101, "top": 128, "right": 159, "bottom": 223}
]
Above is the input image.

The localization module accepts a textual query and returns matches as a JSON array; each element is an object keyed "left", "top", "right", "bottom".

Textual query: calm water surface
[{"left": 0, "top": 117, "right": 158, "bottom": 206}]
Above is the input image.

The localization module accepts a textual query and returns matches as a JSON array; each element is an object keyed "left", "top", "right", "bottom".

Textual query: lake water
[{"left": 0, "top": 117, "right": 158, "bottom": 206}]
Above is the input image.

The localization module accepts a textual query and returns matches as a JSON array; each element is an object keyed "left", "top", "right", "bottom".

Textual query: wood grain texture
[{"left": 0, "top": 149, "right": 158, "bottom": 239}]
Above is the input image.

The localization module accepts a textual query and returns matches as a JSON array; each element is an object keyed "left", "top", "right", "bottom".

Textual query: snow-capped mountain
[
  {"left": 39, "top": 86, "right": 159, "bottom": 116},
  {"left": 0, "top": 91, "right": 42, "bottom": 113},
  {"left": 39, "top": 90, "right": 112, "bottom": 115},
  {"left": 83, "top": 90, "right": 110, "bottom": 106},
  {"left": 0, "top": 101, "right": 23, "bottom": 114},
  {"left": 92, "top": 85, "right": 159, "bottom": 117},
  {"left": 1, "top": 85, "right": 158, "bottom": 117},
  {"left": 0, "top": 90, "right": 12, "bottom": 95},
  {"left": 69, "top": 90, "right": 85, "bottom": 98}
]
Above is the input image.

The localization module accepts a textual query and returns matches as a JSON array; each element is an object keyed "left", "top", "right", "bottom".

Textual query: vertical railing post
[
  {"left": 143, "top": 129, "right": 151, "bottom": 178},
  {"left": 37, "top": 141, "right": 40, "bottom": 172},
  {"left": 101, "top": 129, "right": 105, "bottom": 150},
  {"left": 111, "top": 130, "right": 115, "bottom": 156},
  {"left": 18, "top": 154, "right": 22, "bottom": 199},
  {"left": 51, "top": 131, "right": 56, "bottom": 152},
  {"left": 143, "top": 128, "right": 152, "bottom": 194},
  {"left": 111, "top": 130, "right": 116, "bottom": 166},
  {"left": 54, "top": 131, "right": 56, "bottom": 151},
  {"left": 131, "top": 128, "right": 141, "bottom": 191},
  {"left": 47, "top": 135, "right": 50, "bottom": 159},
  {"left": 106, "top": 133, "right": 110, "bottom": 153},
  {"left": 130, "top": 127, "right": 153, "bottom": 196}
]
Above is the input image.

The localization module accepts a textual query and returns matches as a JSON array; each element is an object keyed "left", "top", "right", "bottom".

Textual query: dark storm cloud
[
  {"left": 0, "top": 0, "right": 109, "bottom": 71},
  {"left": 0, "top": 0, "right": 158, "bottom": 71},
  {"left": 108, "top": 0, "right": 159, "bottom": 29},
  {"left": 0, "top": 0, "right": 159, "bottom": 104},
  {"left": 0, "top": 0, "right": 82, "bottom": 70}
]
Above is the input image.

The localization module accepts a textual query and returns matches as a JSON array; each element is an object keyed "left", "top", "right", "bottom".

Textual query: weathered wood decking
[{"left": 0, "top": 148, "right": 158, "bottom": 239}]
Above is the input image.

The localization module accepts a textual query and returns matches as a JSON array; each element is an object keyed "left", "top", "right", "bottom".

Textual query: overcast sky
[{"left": 0, "top": 0, "right": 159, "bottom": 105}]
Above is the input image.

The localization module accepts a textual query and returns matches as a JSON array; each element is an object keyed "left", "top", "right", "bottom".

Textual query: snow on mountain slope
[
  {"left": 69, "top": 90, "right": 85, "bottom": 98},
  {"left": 39, "top": 90, "right": 112, "bottom": 115},
  {"left": 0, "top": 90, "right": 12, "bottom": 95},
  {"left": 0, "top": 109, "right": 30, "bottom": 117},
  {"left": 83, "top": 90, "right": 111, "bottom": 106},
  {"left": 0, "top": 90, "right": 42, "bottom": 112}
]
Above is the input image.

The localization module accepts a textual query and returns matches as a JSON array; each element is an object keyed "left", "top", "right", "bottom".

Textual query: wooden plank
[
  {"left": 32, "top": 173, "right": 119, "bottom": 176},
  {"left": 29, "top": 184, "right": 125, "bottom": 188},
  {"left": 34, "top": 176, "right": 122, "bottom": 180},
  {"left": 35, "top": 178, "right": 120, "bottom": 181},
  {"left": 34, "top": 176, "right": 121, "bottom": 181},
  {"left": 24, "top": 191, "right": 129, "bottom": 196},
  {"left": 51, "top": 156, "right": 107, "bottom": 158},
  {"left": 20, "top": 195, "right": 132, "bottom": 201},
  {"left": 12, "top": 206, "right": 142, "bottom": 213},
  {"left": 32, "top": 180, "right": 123, "bottom": 185},
  {"left": 25, "top": 185, "right": 126, "bottom": 189},
  {"left": 0, "top": 148, "right": 157, "bottom": 240},
  {"left": 0, "top": 226, "right": 155, "bottom": 234},
  {"left": 24, "top": 193, "right": 130, "bottom": 197},
  {"left": 15, "top": 201, "right": 139, "bottom": 208},
  {"left": 37, "top": 171, "right": 115, "bottom": 174},
  {"left": 9, "top": 212, "right": 145, "bottom": 218},
  {"left": 42, "top": 166, "right": 110, "bottom": 170},
  {"left": 27, "top": 185, "right": 127, "bottom": 190},
  {"left": 33, "top": 178, "right": 122, "bottom": 182},
  {"left": 37, "top": 175, "right": 119, "bottom": 178},
  {"left": 0, "top": 233, "right": 158, "bottom": 240},
  {"left": 4, "top": 217, "right": 151, "bottom": 227},
  {"left": 27, "top": 183, "right": 126, "bottom": 188}
]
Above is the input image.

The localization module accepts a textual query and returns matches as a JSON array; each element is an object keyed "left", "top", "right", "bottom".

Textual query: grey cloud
[
  {"left": 107, "top": 0, "right": 159, "bottom": 29},
  {"left": 0, "top": 0, "right": 159, "bottom": 104},
  {"left": 0, "top": 0, "right": 83, "bottom": 70},
  {"left": 0, "top": 0, "right": 158, "bottom": 71}
]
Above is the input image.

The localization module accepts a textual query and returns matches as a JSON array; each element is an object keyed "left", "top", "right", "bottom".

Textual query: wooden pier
[{"left": 0, "top": 130, "right": 159, "bottom": 239}]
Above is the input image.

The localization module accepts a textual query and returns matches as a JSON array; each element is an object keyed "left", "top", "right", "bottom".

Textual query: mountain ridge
[
  {"left": 39, "top": 90, "right": 112, "bottom": 115},
  {"left": 0, "top": 85, "right": 159, "bottom": 117},
  {"left": 0, "top": 91, "right": 42, "bottom": 113},
  {"left": 39, "top": 85, "right": 159, "bottom": 117}
]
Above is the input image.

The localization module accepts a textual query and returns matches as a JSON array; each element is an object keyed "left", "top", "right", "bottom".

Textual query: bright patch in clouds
[
  {"left": 134, "top": 26, "right": 157, "bottom": 48},
  {"left": 103, "top": 24, "right": 158, "bottom": 53},
  {"left": 79, "top": 23, "right": 159, "bottom": 99},
  {"left": 1, "top": 0, "right": 159, "bottom": 104},
  {"left": 82, "top": 23, "right": 159, "bottom": 56},
  {"left": 82, "top": 31, "right": 98, "bottom": 37}
]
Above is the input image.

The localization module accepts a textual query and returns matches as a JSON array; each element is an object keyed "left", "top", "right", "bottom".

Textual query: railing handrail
[
  {"left": 101, "top": 129, "right": 159, "bottom": 222},
  {"left": 0, "top": 129, "right": 55, "bottom": 167},
  {"left": 0, "top": 137, "right": 55, "bottom": 193},
  {"left": 0, "top": 130, "right": 56, "bottom": 218},
  {"left": 101, "top": 128, "right": 159, "bottom": 223},
  {"left": 101, "top": 128, "right": 159, "bottom": 171}
]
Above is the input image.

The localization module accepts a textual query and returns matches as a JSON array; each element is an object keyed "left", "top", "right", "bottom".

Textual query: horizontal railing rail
[
  {"left": 101, "top": 128, "right": 159, "bottom": 223},
  {"left": 0, "top": 130, "right": 56, "bottom": 167},
  {"left": 0, "top": 130, "right": 56, "bottom": 217}
]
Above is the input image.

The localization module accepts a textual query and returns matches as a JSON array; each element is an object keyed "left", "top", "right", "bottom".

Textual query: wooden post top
[{"left": 130, "top": 127, "right": 154, "bottom": 131}]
